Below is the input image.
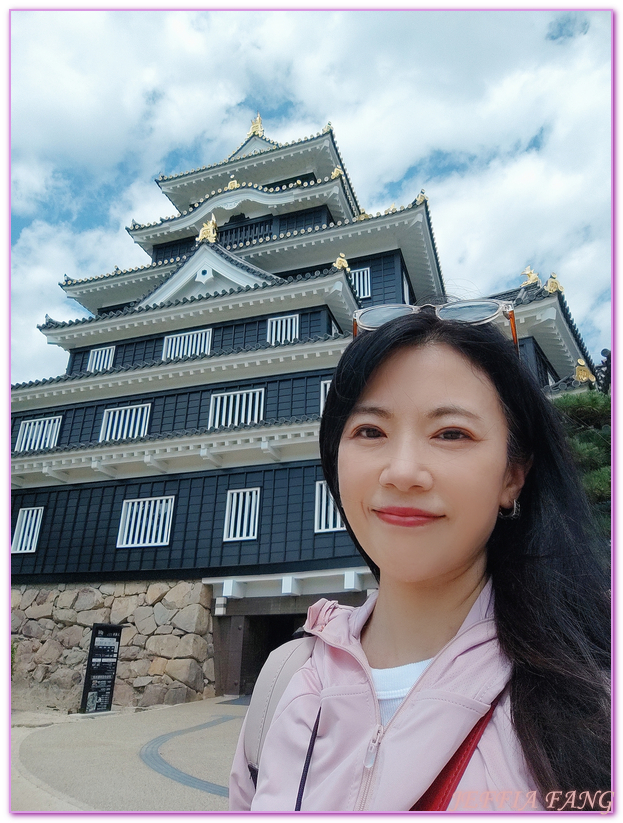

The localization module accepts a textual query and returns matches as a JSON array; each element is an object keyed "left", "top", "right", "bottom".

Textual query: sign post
[{"left": 79, "top": 623, "right": 123, "bottom": 713}]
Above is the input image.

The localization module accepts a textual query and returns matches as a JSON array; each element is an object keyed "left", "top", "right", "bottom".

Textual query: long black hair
[{"left": 319, "top": 312, "right": 610, "bottom": 800}]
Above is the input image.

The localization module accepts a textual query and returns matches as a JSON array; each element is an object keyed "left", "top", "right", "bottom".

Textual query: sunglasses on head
[{"left": 352, "top": 300, "right": 520, "bottom": 355}]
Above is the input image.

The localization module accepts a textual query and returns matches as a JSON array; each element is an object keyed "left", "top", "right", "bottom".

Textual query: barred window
[
  {"left": 267, "top": 314, "right": 299, "bottom": 345},
  {"left": 314, "top": 481, "right": 345, "bottom": 533},
  {"left": 117, "top": 496, "right": 175, "bottom": 548},
  {"left": 99, "top": 404, "right": 151, "bottom": 442},
  {"left": 87, "top": 346, "right": 116, "bottom": 372},
  {"left": 350, "top": 267, "right": 371, "bottom": 299},
  {"left": 15, "top": 416, "right": 62, "bottom": 452},
  {"left": 163, "top": 328, "right": 212, "bottom": 360},
  {"left": 12, "top": 507, "right": 44, "bottom": 554},
  {"left": 320, "top": 380, "right": 332, "bottom": 415},
  {"left": 209, "top": 388, "right": 265, "bottom": 429},
  {"left": 223, "top": 488, "right": 261, "bottom": 541}
]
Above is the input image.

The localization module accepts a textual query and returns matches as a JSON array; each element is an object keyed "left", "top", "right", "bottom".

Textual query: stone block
[
  {"left": 25, "top": 601, "right": 54, "bottom": 620},
  {"left": 164, "top": 658, "right": 203, "bottom": 692},
  {"left": 56, "top": 589, "right": 79, "bottom": 610},
  {"left": 110, "top": 595, "right": 139, "bottom": 625},
  {"left": 63, "top": 648, "right": 87, "bottom": 667},
  {"left": 133, "top": 676, "right": 152, "bottom": 688},
  {"left": 22, "top": 620, "right": 44, "bottom": 640},
  {"left": 145, "top": 635, "right": 181, "bottom": 659},
  {"left": 11, "top": 611, "right": 25, "bottom": 634},
  {"left": 130, "top": 659, "right": 151, "bottom": 677},
  {"left": 175, "top": 634, "right": 208, "bottom": 662},
  {"left": 145, "top": 582, "right": 170, "bottom": 606},
  {"left": 203, "top": 684, "right": 216, "bottom": 699},
  {"left": 76, "top": 608, "right": 110, "bottom": 627},
  {"left": 133, "top": 607, "right": 156, "bottom": 636},
  {"left": 172, "top": 630, "right": 184, "bottom": 637},
  {"left": 124, "top": 582, "right": 147, "bottom": 596},
  {"left": 99, "top": 583, "right": 117, "bottom": 596},
  {"left": 153, "top": 602, "right": 177, "bottom": 626},
  {"left": 154, "top": 625, "right": 173, "bottom": 634},
  {"left": 57, "top": 625, "right": 84, "bottom": 649},
  {"left": 132, "top": 634, "right": 147, "bottom": 648},
  {"left": 39, "top": 618, "right": 55, "bottom": 631},
  {"left": 120, "top": 625, "right": 138, "bottom": 646},
  {"left": 115, "top": 662, "right": 132, "bottom": 680},
  {"left": 113, "top": 680, "right": 136, "bottom": 707},
  {"left": 49, "top": 667, "right": 82, "bottom": 690},
  {"left": 35, "top": 589, "right": 56, "bottom": 606},
  {"left": 148, "top": 657, "right": 168, "bottom": 676},
  {"left": 171, "top": 604, "right": 210, "bottom": 635},
  {"left": 32, "top": 664, "right": 49, "bottom": 683},
  {"left": 34, "top": 639, "right": 63, "bottom": 666},
  {"left": 202, "top": 657, "right": 215, "bottom": 682},
  {"left": 74, "top": 588, "right": 104, "bottom": 612},
  {"left": 104, "top": 596, "right": 114, "bottom": 607},
  {"left": 53, "top": 608, "right": 78, "bottom": 625},
  {"left": 114, "top": 583, "right": 126, "bottom": 597},
  {"left": 163, "top": 581, "right": 193, "bottom": 610},
  {"left": 138, "top": 684, "right": 166, "bottom": 707},
  {"left": 11, "top": 589, "right": 23, "bottom": 609},
  {"left": 20, "top": 589, "right": 39, "bottom": 611},
  {"left": 163, "top": 686, "right": 189, "bottom": 705},
  {"left": 119, "top": 645, "right": 140, "bottom": 661}
]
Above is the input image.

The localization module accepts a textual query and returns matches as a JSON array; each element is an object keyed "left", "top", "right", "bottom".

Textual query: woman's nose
[{"left": 378, "top": 445, "right": 433, "bottom": 492}]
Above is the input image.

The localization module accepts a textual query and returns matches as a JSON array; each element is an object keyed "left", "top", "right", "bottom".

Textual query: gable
[
  {"left": 229, "top": 135, "right": 276, "bottom": 160},
  {"left": 138, "top": 245, "right": 274, "bottom": 308}
]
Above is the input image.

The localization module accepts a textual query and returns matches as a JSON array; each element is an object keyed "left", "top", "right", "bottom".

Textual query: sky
[{"left": 10, "top": 9, "right": 612, "bottom": 385}]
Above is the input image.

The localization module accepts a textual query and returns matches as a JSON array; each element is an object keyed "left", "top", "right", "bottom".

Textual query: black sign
[{"left": 80, "top": 623, "right": 123, "bottom": 714}]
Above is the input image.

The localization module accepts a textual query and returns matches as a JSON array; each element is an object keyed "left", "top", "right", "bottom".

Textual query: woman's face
[{"left": 338, "top": 343, "right": 526, "bottom": 588}]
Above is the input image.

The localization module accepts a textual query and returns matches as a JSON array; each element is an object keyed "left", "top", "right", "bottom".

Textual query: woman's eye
[
  {"left": 353, "top": 426, "right": 384, "bottom": 439},
  {"left": 436, "top": 429, "right": 470, "bottom": 441}
]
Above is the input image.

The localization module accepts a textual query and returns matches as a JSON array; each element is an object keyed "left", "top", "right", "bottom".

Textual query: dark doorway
[{"left": 240, "top": 613, "right": 307, "bottom": 695}]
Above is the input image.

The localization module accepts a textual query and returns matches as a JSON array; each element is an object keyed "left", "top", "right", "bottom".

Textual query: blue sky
[{"left": 10, "top": 9, "right": 612, "bottom": 384}]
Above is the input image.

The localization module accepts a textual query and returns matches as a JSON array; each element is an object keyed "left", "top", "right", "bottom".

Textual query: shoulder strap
[{"left": 244, "top": 635, "right": 316, "bottom": 787}]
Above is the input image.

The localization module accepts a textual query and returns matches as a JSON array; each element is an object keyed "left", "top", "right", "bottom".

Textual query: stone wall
[{"left": 11, "top": 579, "right": 215, "bottom": 712}]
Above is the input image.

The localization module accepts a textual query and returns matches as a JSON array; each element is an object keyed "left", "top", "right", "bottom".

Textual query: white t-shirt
[{"left": 370, "top": 658, "right": 433, "bottom": 726}]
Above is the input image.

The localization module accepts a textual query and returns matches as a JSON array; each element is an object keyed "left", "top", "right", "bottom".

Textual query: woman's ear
[{"left": 501, "top": 459, "right": 532, "bottom": 508}]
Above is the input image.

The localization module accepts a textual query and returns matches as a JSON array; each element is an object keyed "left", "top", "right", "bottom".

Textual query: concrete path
[{"left": 11, "top": 697, "right": 249, "bottom": 812}]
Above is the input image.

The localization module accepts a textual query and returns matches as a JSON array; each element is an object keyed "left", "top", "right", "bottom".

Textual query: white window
[
  {"left": 320, "top": 380, "right": 332, "bottom": 415},
  {"left": 331, "top": 319, "right": 340, "bottom": 336},
  {"left": 87, "top": 346, "right": 115, "bottom": 372},
  {"left": 209, "top": 388, "right": 265, "bottom": 429},
  {"left": 314, "top": 481, "right": 345, "bottom": 532},
  {"left": 12, "top": 507, "right": 44, "bottom": 554},
  {"left": 117, "top": 496, "right": 175, "bottom": 548},
  {"left": 350, "top": 267, "right": 371, "bottom": 299},
  {"left": 163, "top": 328, "right": 212, "bottom": 360},
  {"left": 223, "top": 488, "right": 261, "bottom": 541},
  {"left": 15, "top": 416, "right": 62, "bottom": 452},
  {"left": 99, "top": 404, "right": 151, "bottom": 442},
  {"left": 267, "top": 314, "right": 299, "bottom": 345},
  {"left": 402, "top": 273, "right": 411, "bottom": 305}
]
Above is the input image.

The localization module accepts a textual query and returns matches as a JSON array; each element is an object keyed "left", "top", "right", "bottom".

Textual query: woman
[{"left": 229, "top": 308, "right": 610, "bottom": 812}]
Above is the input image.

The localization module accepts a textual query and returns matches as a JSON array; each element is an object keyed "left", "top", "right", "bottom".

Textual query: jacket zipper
[{"left": 356, "top": 724, "right": 384, "bottom": 810}]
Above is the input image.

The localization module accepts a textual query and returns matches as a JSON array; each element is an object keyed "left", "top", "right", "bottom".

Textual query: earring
[{"left": 498, "top": 500, "right": 520, "bottom": 520}]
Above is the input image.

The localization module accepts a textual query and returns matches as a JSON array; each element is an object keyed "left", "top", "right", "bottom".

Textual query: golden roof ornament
[
  {"left": 247, "top": 112, "right": 264, "bottom": 138},
  {"left": 574, "top": 359, "right": 596, "bottom": 383},
  {"left": 330, "top": 167, "right": 343, "bottom": 179},
  {"left": 227, "top": 179, "right": 240, "bottom": 190},
  {"left": 544, "top": 272, "right": 564, "bottom": 294},
  {"left": 334, "top": 253, "right": 350, "bottom": 272},
  {"left": 323, "top": 122, "right": 333, "bottom": 133},
  {"left": 520, "top": 266, "right": 541, "bottom": 287},
  {"left": 198, "top": 214, "right": 218, "bottom": 244},
  {"left": 414, "top": 190, "right": 428, "bottom": 205}
]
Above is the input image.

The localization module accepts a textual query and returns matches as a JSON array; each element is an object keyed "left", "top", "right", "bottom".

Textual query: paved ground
[{"left": 11, "top": 696, "right": 250, "bottom": 812}]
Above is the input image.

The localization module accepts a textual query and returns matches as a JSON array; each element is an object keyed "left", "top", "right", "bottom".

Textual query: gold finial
[
  {"left": 384, "top": 203, "right": 397, "bottom": 214},
  {"left": 414, "top": 190, "right": 428, "bottom": 205},
  {"left": 323, "top": 122, "right": 333, "bottom": 133},
  {"left": 226, "top": 179, "right": 240, "bottom": 190},
  {"left": 198, "top": 214, "right": 218, "bottom": 243},
  {"left": 520, "top": 265, "right": 541, "bottom": 287},
  {"left": 544, "top": 272, "right": 564, "bottom": 294},
  {"left": 334, "top": 252, "right": 350, "bottom": 272},
  {"left": 330, "top": 167, "right": 343, "bottom": 179},
  {"left": 574, "top": 359, "right": 596, "bottom": 383},
  {"left": 247, "top": 112, "right": 264, "bottom": 138}
]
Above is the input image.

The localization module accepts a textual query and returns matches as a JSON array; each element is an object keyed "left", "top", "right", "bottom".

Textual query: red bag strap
[{"left": 410, "top": 694, "right": 501, "bottom": 812}]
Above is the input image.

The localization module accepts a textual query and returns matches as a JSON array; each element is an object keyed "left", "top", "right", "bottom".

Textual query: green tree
[{"left": 552, "top": 391, "right": 611, "bottom": 539}]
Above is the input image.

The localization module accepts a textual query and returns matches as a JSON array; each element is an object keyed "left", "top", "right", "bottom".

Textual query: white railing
[
  {"left": 117, "top": 496, "right": 175, "bottom": 548},
  {"left": 209, "top": 388, "right": 265, "bottom": 429},
  {"left": 87, "top": 346, "right": 116, "bottom": 372},
  {"left": 351, "top": 267, "right": 371, "bottom": 299},
  {"left": 223, "top": 488, "right": 261, "bottom": 541},
  {"left": 163, "top": 328, "right": 212, "bottom": 360},
  {"left": 267, "top": 314, "right": 299, "bottom": 345},
  {"left": 99, "top": 404, "right": 151, "bottom": 442},
  {"left": 320, "top": 380, "right": 332, "bottom": 414},
  {"left": 12, "top": 507, "right": 44, "bottom": 553},
  {"left": 15, "top": 416, "right": 62, "bottom": 452},
  {"left": 314, "top": 481, "right": 345, "bottom": 532}
]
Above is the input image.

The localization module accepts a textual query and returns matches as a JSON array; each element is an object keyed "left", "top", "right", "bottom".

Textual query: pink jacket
[{"left": 229, "top": 581, "right": 541, "bottom": 812}]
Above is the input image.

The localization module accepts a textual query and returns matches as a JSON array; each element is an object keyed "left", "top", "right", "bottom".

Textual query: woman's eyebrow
[
  {"left": 349, "top": 404, "right": 392, "bottom": 419},
  {"left": 428, "top": 405, "right": 482, "bottom": 421}
]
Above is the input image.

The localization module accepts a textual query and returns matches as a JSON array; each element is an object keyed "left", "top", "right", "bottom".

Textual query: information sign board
[{"left": 80, "top": 623, "right": 123, "bottom": 713}]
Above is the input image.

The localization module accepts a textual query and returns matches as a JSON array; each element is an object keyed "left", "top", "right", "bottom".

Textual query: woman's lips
[{"left": 373, "top": 507, "right": 443, "bottom": 527}]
